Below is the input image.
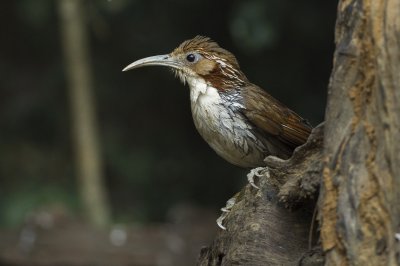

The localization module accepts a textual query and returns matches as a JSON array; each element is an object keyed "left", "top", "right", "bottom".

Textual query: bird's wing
[{"left": 241, "top": 85, "right": 312, "bottom": 149}]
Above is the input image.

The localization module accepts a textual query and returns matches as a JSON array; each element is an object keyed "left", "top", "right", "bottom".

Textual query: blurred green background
[{"left": 0, "top": 0, "right": 336, "bottom": 228}]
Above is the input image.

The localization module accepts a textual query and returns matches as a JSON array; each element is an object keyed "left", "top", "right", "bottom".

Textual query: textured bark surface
[
  {"left": 320, "top": 0, "right": 400, "bottom": 265},
  {"left": 197, "top": 124, "right": 324, "bottom": 266}
]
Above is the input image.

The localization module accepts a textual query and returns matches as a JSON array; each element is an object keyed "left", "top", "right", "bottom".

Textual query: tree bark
[
  {"left": 197, "top": 0, "right": 400, "bottom": 265},
  {"left": 58, "top": 0, "right": 111, "bottom": 228},
  {"left": 320, "top": 0, "right": 400, "bottom": 265}
]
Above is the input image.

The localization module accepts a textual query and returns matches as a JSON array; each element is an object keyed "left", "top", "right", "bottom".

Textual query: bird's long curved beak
[{"left": 122, "top": 54, "right": 182, "bottom": 72}]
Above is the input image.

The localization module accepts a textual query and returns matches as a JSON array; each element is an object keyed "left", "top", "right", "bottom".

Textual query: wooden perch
[{"left": 197, "top": 123, "right": 324, "bottom": 266}]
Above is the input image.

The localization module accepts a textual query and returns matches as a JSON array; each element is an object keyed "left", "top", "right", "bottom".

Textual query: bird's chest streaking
[{"left": 187, "top": 77, "right": 267, "bottom": 168}]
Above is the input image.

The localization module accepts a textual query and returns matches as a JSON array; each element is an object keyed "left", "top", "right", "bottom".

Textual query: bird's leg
[
  {"left": 217, "top": 168, "right": 269, "bottom": 229},
  {"left": 216, "top": 193, "right": 239, "bottom": 230},
  {"left": 246, "top": 167, "right": 268, "bottom": 189}
]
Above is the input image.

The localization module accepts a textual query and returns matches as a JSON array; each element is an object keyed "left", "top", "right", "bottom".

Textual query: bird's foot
[
  {"left": 216, "top": 167, "right": 269, "bottom": 229},
  {"left": 246, "top": 167, "right": 268, "bottom": 189},
  {"left": 216, "top": 195, "right": 237, "bottom": 230}
]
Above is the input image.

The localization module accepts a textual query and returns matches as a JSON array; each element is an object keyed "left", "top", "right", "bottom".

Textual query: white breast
[{"left": 186, "top": 77, "right": 266, "bottom": 168}]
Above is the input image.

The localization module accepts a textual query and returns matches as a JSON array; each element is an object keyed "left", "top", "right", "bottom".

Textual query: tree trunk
[
  {"left": 197, "top": 0, "right": 400, "bottom": 265},
  {"left": 320, "top": 0, "right": 400, "bottom": 265},
  {"left": 58, "top": 0, "right": 111, "bottom": 228}
]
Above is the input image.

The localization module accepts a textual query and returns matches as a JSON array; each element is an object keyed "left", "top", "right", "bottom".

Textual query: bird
[{"left": 123, "top": 36, "right": 312, "bottom": 186}]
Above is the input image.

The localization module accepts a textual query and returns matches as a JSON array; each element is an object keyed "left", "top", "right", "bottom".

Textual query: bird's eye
[{"left": 186, "top": 53, "right": 197, "bottom": 63}]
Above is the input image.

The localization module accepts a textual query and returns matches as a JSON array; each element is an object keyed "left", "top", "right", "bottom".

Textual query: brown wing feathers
[{"left": 242, "top": 85, "right": 312, "bottom": 149}]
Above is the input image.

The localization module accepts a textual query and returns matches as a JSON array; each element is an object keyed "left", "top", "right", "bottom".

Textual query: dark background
[{"left": 0, "top": 0, "right": 336, "bottom": 264}]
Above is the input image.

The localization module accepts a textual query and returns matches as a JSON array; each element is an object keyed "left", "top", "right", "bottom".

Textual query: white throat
[{"left": 186, "top": 76, "right": 221, "bottom": 105}]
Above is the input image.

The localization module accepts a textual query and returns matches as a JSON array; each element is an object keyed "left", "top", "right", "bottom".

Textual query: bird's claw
[
  {"left": 216, "top": 196, "right": 237, "bottom": 230},
  {"left": 216, "top": 213, "right": 228, "bottom": 230},
  {"left": 216, "top": 167, "right": 269, "bottom": 229},
  {"left": 246, "top": 167, "right": 268, "bottom": 189}
]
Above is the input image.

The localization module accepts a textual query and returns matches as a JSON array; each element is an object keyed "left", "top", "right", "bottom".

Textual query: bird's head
[{"left": 123, "top": 36, "right": 248, "bottom": 90}]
